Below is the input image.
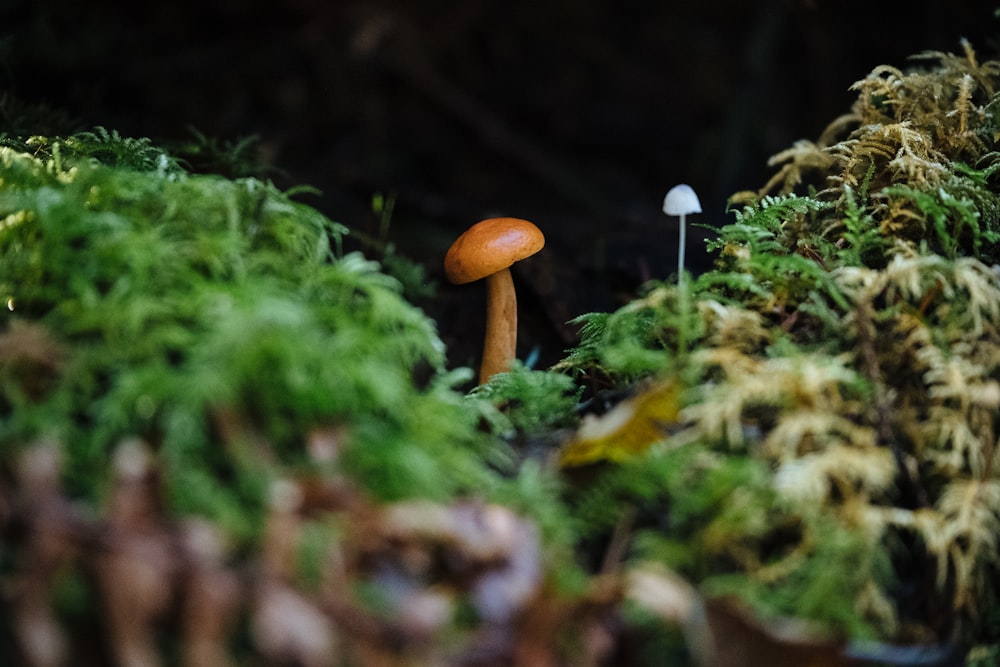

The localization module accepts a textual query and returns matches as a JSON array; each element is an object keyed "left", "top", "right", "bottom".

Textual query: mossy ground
[{"left": 3, "top": 37, "right": 1000, "bottom": 667}]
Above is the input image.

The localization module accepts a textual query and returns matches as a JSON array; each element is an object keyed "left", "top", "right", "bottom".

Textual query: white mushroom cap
[{"left": 662, "top": 184, "right": 702, "bottom": 216}]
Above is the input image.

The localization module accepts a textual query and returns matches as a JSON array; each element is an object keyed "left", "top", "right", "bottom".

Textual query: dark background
[{"left": 2, "top": 1, "right": 996, "bottom": 375}]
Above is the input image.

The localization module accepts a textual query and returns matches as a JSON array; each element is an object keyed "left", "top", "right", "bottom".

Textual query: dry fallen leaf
[{"left": 560, "top": 379, "right": 683, "bottom": 466}]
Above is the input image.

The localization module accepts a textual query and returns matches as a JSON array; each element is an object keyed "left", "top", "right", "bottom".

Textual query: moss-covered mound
[
  {"left": 557, "top": 39, "right": 1000, "bottom": 662},
  {"left": 0, "top": 130, "right": 590, "bottom": 664}
]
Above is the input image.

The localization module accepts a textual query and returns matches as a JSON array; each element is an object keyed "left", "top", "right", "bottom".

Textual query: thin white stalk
[
  {"left": 678, "top": 212, "right": 688, "bottom": 356},
  {"left": 677, "top": 213, "right": 686, "bottom": 285}
]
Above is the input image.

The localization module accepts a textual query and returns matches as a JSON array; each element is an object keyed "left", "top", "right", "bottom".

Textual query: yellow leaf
[{"left": 559, "top": 379, "right": 682, "bottom": 467}]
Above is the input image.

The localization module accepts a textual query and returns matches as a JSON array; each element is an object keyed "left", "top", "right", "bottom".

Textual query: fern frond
[
  {"left": 773, "top": 443, "right": 896, "bottom": 505},
  {"left": 63, "top": 126, "right": 181, "bottom": 172},
  {"left": 761, "top": 140, "right": 834, "bottom": 196},
  {"left": 935, "top": 480, "right": 1000, "bottom": 613},
  {"left": 470, "top": 363, "right": 582, "bottom": 433},
  {"left": 557, "top": 311, "right": 613, "bottom": 371},
  {"left": 682, "top": 348, "right": 866, "bottom": 455},
  {"left": 728, "top": 194, "right": 831, "bottom": 235},
  {"left": 696, "top": 300, "right": 772, "bottom": 353},
  {"left": 849, "top": 65, "right": 908, "bottom": 123},
  {"left": 916, "top": 343, "right": 1000, "bottom": 477}
]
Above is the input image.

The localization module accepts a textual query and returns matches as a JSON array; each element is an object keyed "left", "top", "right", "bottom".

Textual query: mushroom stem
[
  {"left": 481, "top": 268, "right": 517, "bottom": 383},
  {"left": 677, "top": 213, "right": 687, "bottom": 285},
  {"left": 678, "top": 212, "right": 689, "bottom": 358}
]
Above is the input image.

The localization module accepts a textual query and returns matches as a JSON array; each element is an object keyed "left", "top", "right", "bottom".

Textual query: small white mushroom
[{"left": 662, "top": 184, "right": 702, "bottom": 283}]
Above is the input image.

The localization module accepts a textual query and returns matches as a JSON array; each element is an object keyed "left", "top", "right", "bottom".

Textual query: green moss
[
  {"left": 0, "top": 133, "right": 504, "bottom": 542},
  {"left": 556, "top": 39, "right": 1000, "bottom": 648}
]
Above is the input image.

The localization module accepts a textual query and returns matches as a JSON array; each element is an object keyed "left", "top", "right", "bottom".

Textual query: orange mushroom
[{"left": 444, "top": 217, "right": 545, "bottom": 383}]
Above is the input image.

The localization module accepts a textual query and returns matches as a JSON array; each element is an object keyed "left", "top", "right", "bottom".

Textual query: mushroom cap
[
  {"left": 662, "top": 184, "right": 702, "bottom": 216},
  {"left": 444, "top": 217, "right": 545, "bottom": 284}
]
